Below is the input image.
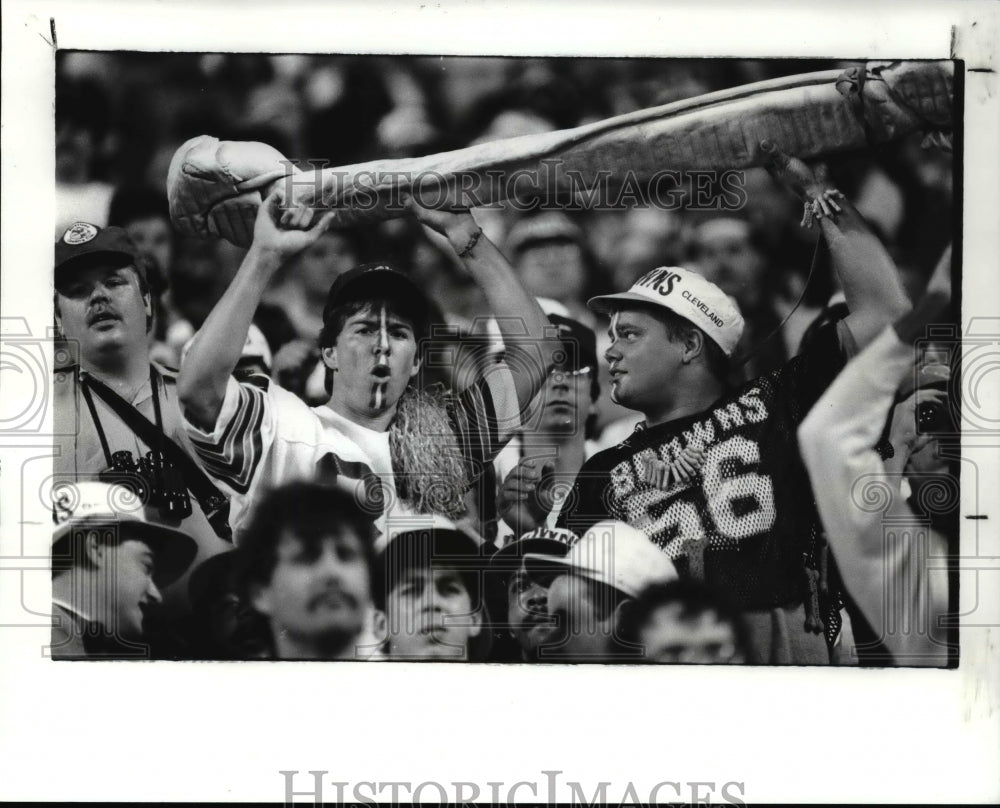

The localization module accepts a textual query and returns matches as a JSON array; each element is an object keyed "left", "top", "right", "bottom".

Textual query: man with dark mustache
[
  {"left": 53, "top": 223, "right": 232, "bottom": 623},
  {"left": 234, "top": 482, "right": 377, "bottom": 660}
]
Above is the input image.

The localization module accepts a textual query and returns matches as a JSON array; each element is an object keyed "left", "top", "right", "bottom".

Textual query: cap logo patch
[{"left": 63, "top": 222, "right": 99, "bottom": 245}]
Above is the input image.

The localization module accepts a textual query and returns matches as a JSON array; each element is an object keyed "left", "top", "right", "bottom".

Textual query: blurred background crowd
[
  {"left": 52, "top": 53, "right": 957, "bottom": 664},
  {"left": 56, "top": 53, "right": 954, "bottom": 440}
]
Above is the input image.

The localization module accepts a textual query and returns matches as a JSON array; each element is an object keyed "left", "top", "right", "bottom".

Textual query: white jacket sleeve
[
  {"left": 799, "top": 326, "right": 913, "bottom": 541},
  {"left": 799, "top": 326, "right": 947, "bottom": 665}
]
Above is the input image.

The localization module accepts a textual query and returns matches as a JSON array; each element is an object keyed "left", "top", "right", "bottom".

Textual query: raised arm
[
  {"left": 761, "top": 140, "right": 911, "bottom": 349},
  {"left": 178, "top": 191, "right": 334, "bottom": 431},
  {"left": 408, "top": 200, "right": 562, "bottom": 414},
  {"left": 799, "top": 243, "right": 951, "bottom": 665}
]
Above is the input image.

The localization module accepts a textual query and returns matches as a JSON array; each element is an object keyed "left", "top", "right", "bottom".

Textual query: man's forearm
[
  {"left": 817, "top": 194, "right": 910, "bottom": 347},
  {"left": 443, "top": 221, "right": 561, "bottom": 405},
  {"left": 178, "top": 244, "right": 282, "bottom": 429}
]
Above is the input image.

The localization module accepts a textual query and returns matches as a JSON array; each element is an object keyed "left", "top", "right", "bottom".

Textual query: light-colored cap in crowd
[
  {"left": 524, "top": 519, "right": 677, "bottom": 599},
  {"left": 589, "top": 266, "right": 744, "bottom": 357}
]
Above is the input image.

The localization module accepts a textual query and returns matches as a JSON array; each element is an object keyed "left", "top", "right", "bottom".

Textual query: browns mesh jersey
[{"left": 556, "top": 322, "right": 851, "bottom": 612}]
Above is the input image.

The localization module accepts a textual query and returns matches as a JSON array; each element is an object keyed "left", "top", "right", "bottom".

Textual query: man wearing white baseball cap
[
  {"left": 50, "top": 481, "right": 198, "bottom": 659},
  {"left": 524, "top": 520, "right": 677, "bottom": 662},
  {"left": 552, "top": 143, "right": 913, "bottom": 664},
  {"left": 487, "top": 525, "right": 579, "bottom": 662}
]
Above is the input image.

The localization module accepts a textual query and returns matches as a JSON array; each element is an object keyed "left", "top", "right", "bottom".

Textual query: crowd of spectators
[{"left": 51, "top": 53, "right": 957, "bottom": 665}]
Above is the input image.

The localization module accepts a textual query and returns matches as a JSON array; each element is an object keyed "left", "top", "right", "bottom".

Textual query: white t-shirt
[{"left": 184, "top": 370, "right": 520, "bottom": 542}]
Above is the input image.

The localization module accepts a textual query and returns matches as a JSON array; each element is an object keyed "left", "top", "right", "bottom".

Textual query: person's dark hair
[
  {"left": 107, "top": 186, "right": 171, "bottom": 230},
  {"left": 318, "top": 260, "right": 431, "bottom": 352},
  {"left": 234, "top": 482, "right": 378, "bottom": 598},
  {"left": 106, "top": 189, "right": 173, "bottom": 301},
  {"left": 54, "top": 257, "right": 156, "bottom": 334},
  {"left": 317, "top": 288, "right": 429, "bottom": 394},
  {"left": 55, "top": 76, "right": 111, "bottom": 140},
  {"left": 798, "top": 301, "right": 849, "bottom": 356},
  {"left": 514, "top": 225, "right": 608, "bottom": 305},
  {"left": 617, "top": 578, "right": 750, "bottom": 656},
  {"left": 688, "top": 215, "right": 773, "bottom": 270},
  {"left": 615, "top": 302, "right": 731, "bottom": 383},
  {"left": 372, "top": 530, "right": 483, "bottom": 612},
  {"left": 318, "top": 296, "right": 425, "bottom": 350}
]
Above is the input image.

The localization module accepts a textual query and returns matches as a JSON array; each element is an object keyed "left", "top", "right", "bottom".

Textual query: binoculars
[{"left": 99, "top": 449, "right": 193, "bottom": 522}]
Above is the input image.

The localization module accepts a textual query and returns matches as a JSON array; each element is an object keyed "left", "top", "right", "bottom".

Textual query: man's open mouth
[
  {"left": 371, "top": 365, "right": 391, "bottom": 380},
  {"left": 88, "top": 311, "right": 119, "bottom": 327}
]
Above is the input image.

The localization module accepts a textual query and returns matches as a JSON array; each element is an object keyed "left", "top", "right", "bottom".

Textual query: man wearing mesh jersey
[{"left": 553, "top": 142, "right": 912, "bottom": 664}]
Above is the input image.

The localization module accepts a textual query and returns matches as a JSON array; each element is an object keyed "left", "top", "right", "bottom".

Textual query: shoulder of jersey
[
  {"left": 151, "top": 364, "right": 271, "bottom": 387},
  {"left": 238, "top": 371, "right": 271, "bottom": 391}
]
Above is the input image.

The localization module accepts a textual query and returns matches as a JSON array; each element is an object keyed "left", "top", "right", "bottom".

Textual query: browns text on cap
[
  {"left": 588, "top": 266, "right": 745, "bottom": 357},
  {"left": 490, "top": 526, "right": 579, "bottom": 568},
  {"left": 523, "top": 519, "right": 677, "bottom": 599}
]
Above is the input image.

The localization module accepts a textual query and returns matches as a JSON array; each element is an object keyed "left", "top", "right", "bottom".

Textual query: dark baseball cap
[
  {"left": 548, "top": 313, "right": 598, "bottom": 373},
  {"left": 55, "top": 222, "right": 144, "bottom": 280},
  {"left": 373, "top": 524, "right": 492, "bottom": 660},
  {"left": 488, "top": 526, "right": 578, "bottom": 587},
  {"left": 187, "top": 549, "right": 240, "bottom": 613},
  {"left": 374, "top": 526, "right": 484, "bottom": 607},
  {"left": 321, "top": 264, "right": 431, "bottom": 335}
]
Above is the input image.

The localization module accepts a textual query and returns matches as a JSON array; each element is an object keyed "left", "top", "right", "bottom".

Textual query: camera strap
[
  {"left": 80, "top": 378, "right": 114, "bottom": 468},
  {"left": 79, "top": 368, "right": 232, "bottom": 541}
]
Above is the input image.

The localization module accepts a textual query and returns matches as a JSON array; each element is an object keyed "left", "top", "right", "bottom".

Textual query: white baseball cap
[
  {"left": 524, "top": 519, "right": 677, "bottom": 599},
  {"left": 51, "top": 481, "right": 198, "bottom": 588},
  {"left": 490, "top": 525, "right": 580, "bottom": 569},
  {"left": 589, "top": 266, "right": 745, "bottom": 357}
]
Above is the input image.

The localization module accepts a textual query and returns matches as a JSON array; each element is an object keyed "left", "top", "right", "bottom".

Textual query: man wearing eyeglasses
[{"left": 494, "top": 313, "right": 601, "bottom": 545}]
